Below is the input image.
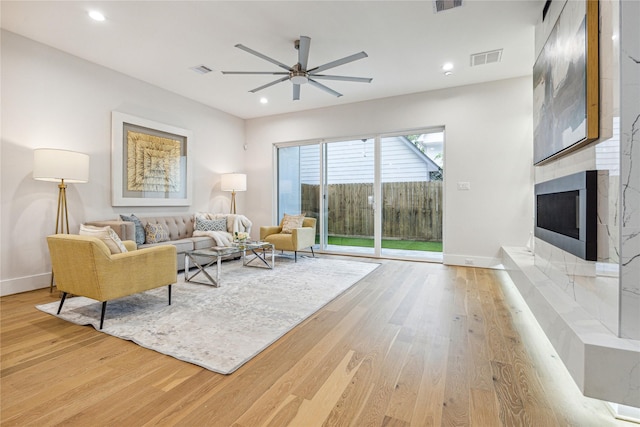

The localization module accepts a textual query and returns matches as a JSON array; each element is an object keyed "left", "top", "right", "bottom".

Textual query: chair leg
[
  {"left": 168, "top": 284, "right": 172, "bottom": 305},
  {"left": 99, "top": 301, "right": 107, "bottom": 330},
  {"left": 310, "top": 247, "right": 315, "bottom": 258},
  {"left": 294, "top": 251, "right": 297, "bottom": 262},
  {"left": 57, "top": 292, "right": 68, "bottom": 315}
]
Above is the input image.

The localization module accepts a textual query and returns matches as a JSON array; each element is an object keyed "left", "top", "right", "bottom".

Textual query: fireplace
[{"left": 535, "top": 170, "right": 597, "bottom": 260}]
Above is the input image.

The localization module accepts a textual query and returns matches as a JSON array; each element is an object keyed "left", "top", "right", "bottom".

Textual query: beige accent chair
[
  {"left": 260, "top": 217, "right": 317, "bottom": 262},
  {"left": 47, "top": 234, "right": 177, "bottom": 329}
]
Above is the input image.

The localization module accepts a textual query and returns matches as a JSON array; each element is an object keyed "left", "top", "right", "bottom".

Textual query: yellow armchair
[
  {"left": 47, "top": 234, "right": 177, "bottom": 329},
  {"left": 260, "top": 217, "right": 317, "bottom": 262}
]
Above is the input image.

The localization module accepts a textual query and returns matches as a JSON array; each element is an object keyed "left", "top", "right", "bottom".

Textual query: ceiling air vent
[
  {"left": 190, "top": 64, "right": 214, "bottom": 75},
  {"left": 433, "top": 0, "right": 463, "bottom": 13},
  {"left": 470, "top": 49, "right": 503, "bottom": 67}
]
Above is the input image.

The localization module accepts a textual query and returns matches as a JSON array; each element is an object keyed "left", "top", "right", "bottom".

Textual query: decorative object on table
[
  {"left": 221, "top": 173, "right": 246, "bottom": 214},
  {"left": 33, "top": 148, "right": 90, "bottom": 291},
  {"left": 111, "top": 111, "right": 193, "bottom": 206},
  {"left": 36, "top": 256, "right": 379, "bottom": 374},
  {"left": 234, "top": 231, "right": 250, "bottom": 242},
  {"left": 532, "top": 0, "right": 599, "bottom": 165},
  {"left": 260, "top": 215, "right": 316, "bottom": 262}
]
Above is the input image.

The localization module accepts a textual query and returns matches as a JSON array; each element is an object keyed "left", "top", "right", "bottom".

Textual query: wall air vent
[
  {"left": 190, "top": 64, "right": 214, "bottom": 74},
  {"left": 433, "top": 0, "right": 463, "bottom": 13},
  {"left": 470, "top": 49, "right": 503, "bottom": 66}
]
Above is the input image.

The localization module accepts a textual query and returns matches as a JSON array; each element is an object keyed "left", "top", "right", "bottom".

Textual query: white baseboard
[
  {"left": 443, "top": 254, "right": 504, "bottom": 269},
  {"left": 1, "top": 273, "right": 50, "bottom": 297}
]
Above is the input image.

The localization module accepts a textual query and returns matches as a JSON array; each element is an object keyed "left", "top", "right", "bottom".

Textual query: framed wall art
[
  {"left": 533, "top": 0, "right": 599, "bottom": 165},
  {"left": 111, "top": 111, "right": 193, "bottom": 206}
]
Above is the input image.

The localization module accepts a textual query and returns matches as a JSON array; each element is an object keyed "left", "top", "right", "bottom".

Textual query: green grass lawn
[{"left": 325, "top": 236, "right": 442, "bottom": 252}]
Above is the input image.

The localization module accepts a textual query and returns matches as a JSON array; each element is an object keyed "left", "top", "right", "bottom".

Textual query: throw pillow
[
  {"left": 120, "top": 214, "right": 145, "bottom": 245},
  {"left": 144, "top": 223, "right": 170, "bottom": 244},
  {"left": 79, "top": 224, "right": 128, "bottom": 254},
  {"left": 195, "top": 217, "right": 227, "bottom": 232},
  {"left": 280, "top": 213, "right": 306, "bottom": 234}
]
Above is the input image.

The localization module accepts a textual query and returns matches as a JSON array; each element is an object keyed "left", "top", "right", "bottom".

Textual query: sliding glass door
[
  {"left": 324, "top": 138, "right": 375, "bottom": 255},
  {"left": 276, "top": 129, "right": 443, "bottom": 260},
  {"left": 380, "top": 131, "right": 443, "bottom": 261}
]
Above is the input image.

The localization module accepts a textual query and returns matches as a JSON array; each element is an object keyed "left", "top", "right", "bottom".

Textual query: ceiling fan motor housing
[{"left": 290, "top": 63, "right": 308, "bottom": 84}]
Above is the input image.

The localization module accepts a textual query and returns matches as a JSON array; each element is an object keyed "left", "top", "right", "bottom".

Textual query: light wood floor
[{"left": 1, "top": 257, "right": 629, "bottom": 426}]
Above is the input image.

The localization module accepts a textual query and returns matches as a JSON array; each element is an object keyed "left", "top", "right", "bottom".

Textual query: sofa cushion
[
  {"left": 140, "top": 215, "right": 195, "bottom": 240},
  {"left": 145, "top": 223, "right": 170, "bottom": 244},
  {"left": 79, "top": 224, "right": 128, "bottom": 254},
  {"left": 120, "top": 214, "right": 145, "bottom": 245},
  {"left": 192, "top": 236, "right": 217, "bottom": 250},
  {"left": 138, "top": 238, "right": 194, "bottom": 254}
]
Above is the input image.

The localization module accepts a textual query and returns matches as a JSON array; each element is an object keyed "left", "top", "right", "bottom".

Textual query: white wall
[
  {"left": 0, "top": 31, "right": 246, "bottom": 295},
  {"left": 244, "top": 77, "right": 534, "bottom": 268}
]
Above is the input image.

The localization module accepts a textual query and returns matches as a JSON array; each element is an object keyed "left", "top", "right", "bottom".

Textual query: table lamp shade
[
  {"left": 221, "top": 173, "right": 246, "bottom": 192},
  {"left": 33, "top": 148, "right": 89, "bottom": 183}
]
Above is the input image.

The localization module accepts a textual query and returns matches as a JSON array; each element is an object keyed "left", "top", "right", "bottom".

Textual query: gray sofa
[{"left": 85, "top": 213, "right": 252, "bottom": 271}]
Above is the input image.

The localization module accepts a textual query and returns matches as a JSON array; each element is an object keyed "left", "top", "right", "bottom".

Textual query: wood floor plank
[
  {"left": 0, "top": 257, "right": 627, "bottom": 427},
  {"left": 286, "top": 350, "right": 361, "bottom": 427}
]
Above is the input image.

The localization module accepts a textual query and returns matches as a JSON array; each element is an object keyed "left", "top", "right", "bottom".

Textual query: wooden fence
[{"left": 301, "top": 181, "right": 442, "bottom": 241}]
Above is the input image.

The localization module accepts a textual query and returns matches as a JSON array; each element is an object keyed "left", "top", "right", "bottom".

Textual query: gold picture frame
[
  {"left": 533, "top": 0, "right": 599, "bottom": 165},
  {"left": 111, "top": 112, "right": 193, "bottom": 206}
]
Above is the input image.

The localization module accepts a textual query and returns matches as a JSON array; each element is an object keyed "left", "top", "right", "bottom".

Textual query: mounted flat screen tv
[
  {"left": 535, "top": 171, "right": 597, "bottom": 261},
  {"left": 532, "top": 0, "right": 599, "bottom": 165}
]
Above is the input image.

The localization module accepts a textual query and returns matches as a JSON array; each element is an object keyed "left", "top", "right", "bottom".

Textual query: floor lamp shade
[
  {"left": 220, "top": 173, "right": 247, "bottom": 192},
  {"left": 221, "top": 173, "right": 246, "bottom": 214},
  {"left": 33, "top": 148, "right": 90, "bottom": 183}
]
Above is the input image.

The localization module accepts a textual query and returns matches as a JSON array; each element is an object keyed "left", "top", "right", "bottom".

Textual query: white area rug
[{"left": 36, "top": 256, "right": 379, "bottom": 374}]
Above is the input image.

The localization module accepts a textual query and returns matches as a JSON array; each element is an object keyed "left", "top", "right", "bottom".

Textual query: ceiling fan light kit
[{"left": 222, "top": 36, "right": 372, "bottom": 101}]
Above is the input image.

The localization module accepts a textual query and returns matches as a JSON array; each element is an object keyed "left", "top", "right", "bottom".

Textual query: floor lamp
[
  {"left": 33, "top": 148, "right": 90, "bottom": 291},
  {"left": 221, "top": 173, "right": 246, "bottom": 214}
]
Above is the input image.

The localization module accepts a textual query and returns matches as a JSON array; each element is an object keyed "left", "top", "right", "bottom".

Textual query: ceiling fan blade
[
  {"left": 249, "top": 76, "right": 290, "bottom": 93},
  {"left": 293, "top": 84, "right": 301, "bottom": 101},
  {"left": 308, "top": 78, "right": 343, "bottom": 97},
  {"left": 297, "top": 36, "right": 311, "bottom": 70},
  {"left": 308, "top": 74, "right": 372, "bottom": 83},
  {"left": 235, "top": 44, "right": 291, "bottom": 72},
  {"left": 308, "top": 51, "right": 368, "bottom": 74},
  {"left": 222, "top": 71, "right": 289, "bottom": 75}
]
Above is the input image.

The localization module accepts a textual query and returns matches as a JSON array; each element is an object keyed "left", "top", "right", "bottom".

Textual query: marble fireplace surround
[
  {"left": 501, "top": 0, "right": 640, "bottom": 411},
  {"left": 503, "top": 247, "right": 639, "bottom": 408}
]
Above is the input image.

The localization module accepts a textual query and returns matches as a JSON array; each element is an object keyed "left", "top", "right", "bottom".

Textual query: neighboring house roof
[{"left": 297, "top": 136, "right": 442, "bottom": 185}]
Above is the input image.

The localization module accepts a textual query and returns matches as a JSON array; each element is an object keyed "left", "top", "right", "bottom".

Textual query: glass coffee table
[{"left": 184, "top": 242, "right": 275, "bottom": 287}]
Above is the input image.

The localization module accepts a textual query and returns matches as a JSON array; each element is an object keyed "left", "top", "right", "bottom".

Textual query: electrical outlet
[
  {"left": 465, "top": 258, "right": 474, "bottom": 265},
  {"left": 457, "top": 181, "right": 471, "bottom": 191}
]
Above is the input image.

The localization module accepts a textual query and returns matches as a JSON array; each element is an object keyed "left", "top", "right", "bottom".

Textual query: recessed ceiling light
[
  {"left": 259, "top": 97, "right": 268, "bottom": 104},
  {"left": 88, "top": 10, "right": 105, "bottom": 21},
  {"left": 442, "top": 62, "right": 454, "bottom": 71}
]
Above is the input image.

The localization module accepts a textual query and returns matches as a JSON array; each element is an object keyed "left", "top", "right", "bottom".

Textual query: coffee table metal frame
[
  {"left": 184, "top": 242, "right": 275, "bottom": 287},
  {"left": 240, "top": 242, "right": 275, "bottom": 269}
]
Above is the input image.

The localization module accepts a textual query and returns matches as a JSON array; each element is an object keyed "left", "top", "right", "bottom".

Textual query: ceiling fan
[{"left": 222, "top": 36, "right": 372, "bottom": 100}]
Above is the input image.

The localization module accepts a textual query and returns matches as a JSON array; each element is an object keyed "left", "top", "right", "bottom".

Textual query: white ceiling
[{"left": 1, "top": 1, "right": 542, "bottom": 119}]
